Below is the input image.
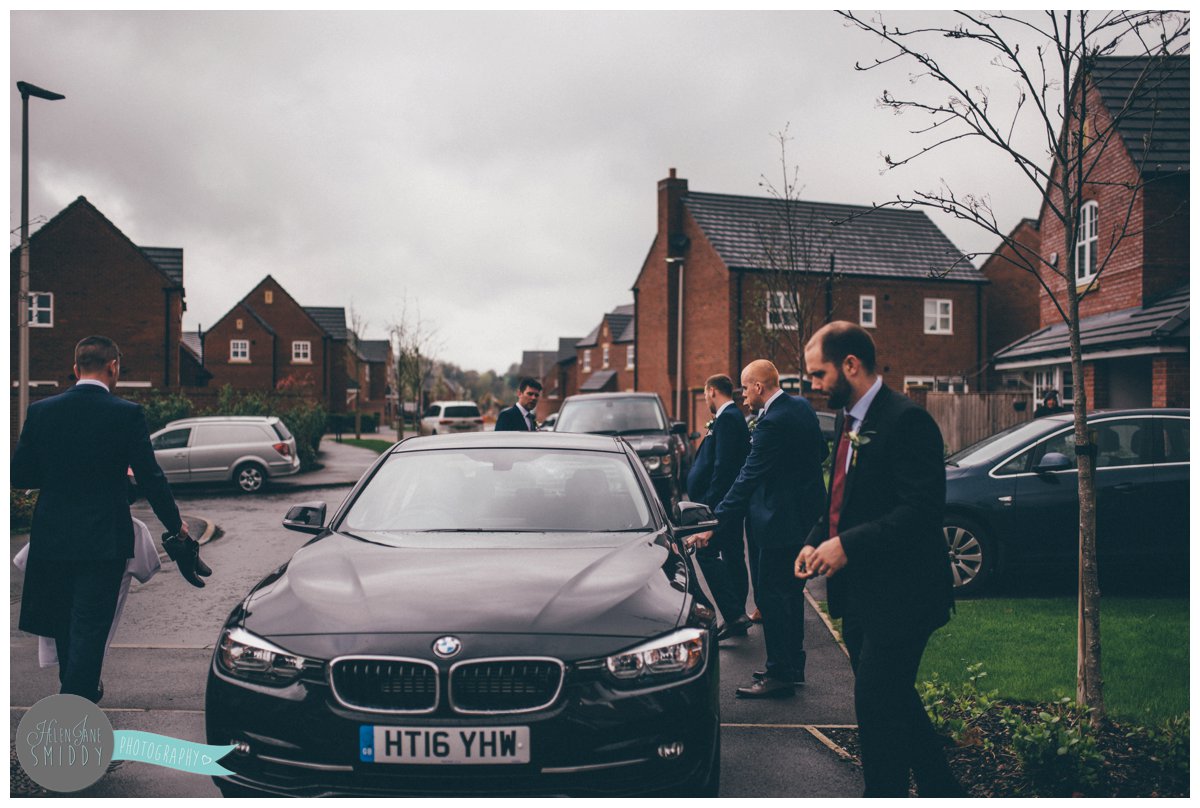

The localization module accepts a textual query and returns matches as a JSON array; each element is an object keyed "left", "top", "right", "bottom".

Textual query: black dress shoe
[
  {"left": 753, "top": 669, "right": 805, "bottom": 685},
  {"left": 735, "top": 677, "right": 795, "bottom": 699},
  {"left": 716, "top": 618, "right": 752, "bottom": 642}
]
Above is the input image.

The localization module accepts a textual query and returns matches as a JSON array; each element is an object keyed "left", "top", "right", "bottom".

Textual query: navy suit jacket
[
  {"left": 715, "top": 393, "right": 826, "bottom": 548},
  {"left": 494, "top": 405, "right": 533, "bottom": 432},
  {"left": 686, "top": 403, "right": 750, "bottom": 508},
  {"left": 11, "top": 384, "right": 182, "bottom": 562},
  {"left": 804, "top": 384, "right": 953, "bottom": 638}
]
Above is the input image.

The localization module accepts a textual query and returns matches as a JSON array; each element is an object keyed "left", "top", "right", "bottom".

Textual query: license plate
[{"left": 360, "top": 725, "right": 530, "bottom": 765}]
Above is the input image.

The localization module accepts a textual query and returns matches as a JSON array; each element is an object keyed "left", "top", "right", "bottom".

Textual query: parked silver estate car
[
  {"left": 149, "top": 416, "right": 301, "bottom": 493},
  {"left": 418, "top": 400, "right": 484, "bottom": 436}
]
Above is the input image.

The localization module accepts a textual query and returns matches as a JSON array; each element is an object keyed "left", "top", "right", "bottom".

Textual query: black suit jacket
[
  {"left": 11, "top": 384, "right": 182, "bottom": 562},
  {"left": 686, "top": 403, "right": 751, "bottom": 507},
  {"left": 716, "top": 393, "right": 826, "bottom": 548},
  {"left": 495, "top": 405, "right": 533, "bottom": 432},
  {"left": 805, "top": 384, "right": 953, "bottom": 637}
]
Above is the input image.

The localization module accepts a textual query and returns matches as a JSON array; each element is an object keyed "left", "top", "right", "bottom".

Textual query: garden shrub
[
  {"left": 11, "top": 489, "right": 38, "bottom": 532},
  {"left": 919, "top": 662, "right": 997, "bottom": 749},
  {"left": 1001, "top": 697, "right": 1105, "bottom": 796}
]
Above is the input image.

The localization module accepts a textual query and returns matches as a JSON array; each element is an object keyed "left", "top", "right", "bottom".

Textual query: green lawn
[
  {"left": 336, "top": 438, "right": 395, "bottom": 454},
  {"left": 920, "top": 598, "right": 1189, "bottom": 725}
]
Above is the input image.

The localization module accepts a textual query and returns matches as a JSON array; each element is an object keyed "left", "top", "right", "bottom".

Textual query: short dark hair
[
  {"left": 518, "top": 377, "right": 543, "bottom": 393},
  {"left": 705, "top": 374, "right": 734, "bottom": 398},
  {"left": 813, "top": 322, "right": 877, "bottom": 374},
  {"left": 75, "top": 336, "right": 121, "bottom": 372}
]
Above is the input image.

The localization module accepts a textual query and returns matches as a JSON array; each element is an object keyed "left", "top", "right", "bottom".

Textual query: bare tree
[
  {"left": 840, "top": 9, "right": 1189, "bottom": 715},
  {"left": 740, "top": 125, "right": 840, "bottom": 374},
  {"left": 388, "top": 295, "right": 439, "bottom": 435}
]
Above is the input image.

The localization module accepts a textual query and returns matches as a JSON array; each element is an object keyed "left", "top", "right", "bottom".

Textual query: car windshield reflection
[
  {"left": 556, "top": 398, "right": 667, "bottom": 434},
  {"left": 945, "top": 418, "right": 1066, "bottom": 466},
  {"left": 341, "top": 448, "right": 654, "bottom": 534}
]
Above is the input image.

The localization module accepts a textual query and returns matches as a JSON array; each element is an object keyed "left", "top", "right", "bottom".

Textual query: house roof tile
[
  {"left": 139, "top": 247, "right": 184, "bottom": 286},
  {"left": 1091, "top": 54, "right": 1189, "bottom": 176},
  {"left": 304, "top": 307, "right": 347, "bottom": 340}
]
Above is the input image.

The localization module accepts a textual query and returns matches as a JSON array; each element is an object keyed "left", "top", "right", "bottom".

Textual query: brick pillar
[
  {"left": 1082, "top": 362, "right": 1109, "bottom": 409},
  {"left": 1152, "top": 354, "right": 1189, "bottom": 408}
]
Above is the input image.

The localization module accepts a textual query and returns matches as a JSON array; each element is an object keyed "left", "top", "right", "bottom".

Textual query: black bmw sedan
[
  {"left": 205, "top": 431, "right": 721, "bottom": 797},
  {"left": 944, "top": 408, "right": 1189, "bottom": 594}
]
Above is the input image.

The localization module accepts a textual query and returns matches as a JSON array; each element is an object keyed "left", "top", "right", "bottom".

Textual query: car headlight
[
  {"left": 605, "top": 628, "right": 707, "bottom": 686},
  {"left": 642, "top": 454, "right": 672, "bottom": 473},
  {"left": 217, "top": 627, "right": 308, "bottom": 686}
]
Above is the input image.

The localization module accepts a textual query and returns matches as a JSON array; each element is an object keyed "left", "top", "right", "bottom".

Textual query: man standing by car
[
  {"left": 685, "top": 374, "right": 753, "bottom": 639},
  {"left": 12, "top": 336, "right": 208, "bottom": 704},
  {"left": 495, "top": 378, "right": 542, "bottom": 431},
  {"left": 692, "top": 360, "right": 826, "bottom": 698},
  {"left": 796, "top": 321, "right": 961, "bottom": 797}
]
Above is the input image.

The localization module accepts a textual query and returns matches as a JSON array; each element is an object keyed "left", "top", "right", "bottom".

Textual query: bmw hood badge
[{"left": 433, "top": 636, "right": 462, "bottom": 659}]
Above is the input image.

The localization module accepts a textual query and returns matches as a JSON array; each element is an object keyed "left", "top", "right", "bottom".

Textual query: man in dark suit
[
  {"left": 692, "top": 360, "right": 826, "bottom": 698},
  {"left": 12, "top": 336, "right": 199, "bottom": 703},
  {"left": 685, "top": 374, "right": 752, "bottom": 639},
  {"left": 796, "top": 321, "right": 961, "bottom": 797},
  {"left": 495, "top": 378, "right": 542, "bottom": 431}
]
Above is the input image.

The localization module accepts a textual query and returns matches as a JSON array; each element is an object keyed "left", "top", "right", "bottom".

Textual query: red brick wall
[
  {"left": 1081, "top": 362, "right": 1110, "bottom": 409},
  {"left": 1152, "top": 354, "right": 1189, "bottom": 408},
  {"left": 981, "top": 220, "right": 1042, "bottom": 374},
  {"left": 1141, "top": 173, "right": 1189, "bottom": 301}
]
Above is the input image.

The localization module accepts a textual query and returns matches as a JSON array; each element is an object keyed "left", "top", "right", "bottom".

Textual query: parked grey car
[{"left": 148, "top": 416, "right": 301, "bottom": 493}]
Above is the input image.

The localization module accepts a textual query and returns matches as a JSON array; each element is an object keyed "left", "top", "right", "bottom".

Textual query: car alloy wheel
[
  {"left": 235, "top": 463, "right": 266, "bottom": 494},
  {"left": 943, "top": 518, "right": 992, "bottom": 595}
]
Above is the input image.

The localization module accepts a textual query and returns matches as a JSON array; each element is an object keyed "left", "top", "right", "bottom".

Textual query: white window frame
[
  {"left": 292, "top": 340, "right": 312, "bottom": 364},
  {"left": 765, "top": 291, "right": 798, "bottom": 330},
  {"left": 602, "top": 344, "right": 610, "bottom": 369},
  {"left": 625, "top": 345, "right": 635, "bottom": 370},
  {"left": 1076, "top": 200, "right": 1099, "bottom": 286},
  {"left": 924, "top": 298, "right": 953, "bottom": 335},
  {"left": 230, "top": 339, "right": 250, "bottom": 363},
  {"left": 28, "top": 292, "right": 53, "bottom": 327},
  {"left": 904, "top": 375, "right": 969, "bottom": 393},
  {"left": 582, "top": 350, "right": 592, "bottom": 373},
  {"left": 1033, "top": 366, "right": 1074, "bottom": 405},
  {"left": 859, "top": 295, "right": 876, "bottom": 329}
]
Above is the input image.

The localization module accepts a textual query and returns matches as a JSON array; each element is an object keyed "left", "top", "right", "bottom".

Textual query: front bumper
[{"left": 206, "top": 648, "right": 718, "bottom": 797}]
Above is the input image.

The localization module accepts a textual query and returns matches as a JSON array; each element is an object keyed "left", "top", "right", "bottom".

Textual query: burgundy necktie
[{"left": 828, "top": 416, "right": 853, "bottom": 538}]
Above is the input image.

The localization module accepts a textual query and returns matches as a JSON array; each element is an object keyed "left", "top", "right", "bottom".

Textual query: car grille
[
  {"left": 329, "top": 658, "right": 438, "bottom": 713},
  {"left": 449, "top": 659, "right": 565, "bottom": 714}
]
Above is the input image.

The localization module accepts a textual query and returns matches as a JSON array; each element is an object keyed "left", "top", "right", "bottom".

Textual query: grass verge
[{"left": 337, "top": 438, "right": 395, "bottom": 454}]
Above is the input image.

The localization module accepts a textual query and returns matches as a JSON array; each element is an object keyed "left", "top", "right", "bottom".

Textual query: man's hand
[
  {"left": 795, "top": 537, "right": 848, "bottom": 579},
  {"left": 163, "top": 528, "right": 210, "bottom": 588},
  {"left": 686, "top": 530, "right": 714, "bottom": 550}
]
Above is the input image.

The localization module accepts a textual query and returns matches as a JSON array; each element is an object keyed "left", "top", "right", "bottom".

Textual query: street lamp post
[{"left": 16, "top": 80, "right": 64, "bottom": 434}]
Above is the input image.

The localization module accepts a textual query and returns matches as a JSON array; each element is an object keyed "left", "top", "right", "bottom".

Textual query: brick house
[
  {"left": 198, "top": 276, "right": 351, "bottom": 413},
  {"left": 10, "top": 197, "right": 190, "bottom": 430},
  {"left": 980, "top": 218, "right": 1043, "bottom": 391},
  {"left": 537, "top": 337, "right": 582, "bottom": 421},
  {"left": 992, "top": 55, "right": 1189, "bottom": 408},
  {"left": 350, "top": 336, "right": 394, "bottom": 422},
  {"left": 577, "top": 304, "right": 635, "bottom": 395},
  {"left": 632, "top": 170, "right": 988, "bottom": 430}
]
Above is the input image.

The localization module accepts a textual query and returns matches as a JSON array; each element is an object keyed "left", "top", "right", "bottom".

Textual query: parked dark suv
[{"left": 554, "top": 393, "right": 689, "bottom": 508}]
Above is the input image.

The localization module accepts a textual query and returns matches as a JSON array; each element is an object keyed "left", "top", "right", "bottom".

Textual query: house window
[
  {"left": 1034, "top": 366, "right": 1074, "bottom": 404},
  {"left": 626, "top": 345, "right": 635, "bottom": 370},
  {"left": 264, "top": 290, "right": 274, "bottom": 304},
  {"left": 235, "top": 318, "right": 244, "bottom": 331},
  {"left": 766, "top": 291, "right": 798, "bottom": 330},
  {"left": 1076, "top": 201, "right": 1098, "bottom": 286},
  {"left": 904, "top": 375, "right": 969, "bottom": 393},
  {"left": 582, "top": 350, "right": 592, "bottom": 373},
  {"left": 27, "top": 292, "right": 53, "bottom": 327},
  {"left": 602, "top": 345, "right": 610, "bottom": 369},
  {"left": 230, "top": 339, "right": 250, "bottom": 362},
  {"left": 292, "top": 341, "right": 311, "bottom": 363},
  {"left": 924, "top": 298, "right": 953, "bottom": 334},
  {"left": 859, "top": 295, "right": 876, "bottom": 328}
]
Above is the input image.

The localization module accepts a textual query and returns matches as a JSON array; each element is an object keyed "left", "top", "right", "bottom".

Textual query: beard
[{"left": 825, "top": 372, "right": 853, "bottom": 410}]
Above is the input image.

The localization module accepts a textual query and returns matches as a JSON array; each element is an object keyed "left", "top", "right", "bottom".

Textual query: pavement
[{"left": 267, "top": 427, "right": 409, "bottom": 493}]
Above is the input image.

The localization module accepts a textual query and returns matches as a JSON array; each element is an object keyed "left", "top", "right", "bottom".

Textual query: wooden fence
[{"left": 919, "top": 391, "right": 1031, "bottom": 454}]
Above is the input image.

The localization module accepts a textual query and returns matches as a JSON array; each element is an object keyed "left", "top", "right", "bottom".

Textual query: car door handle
[{"left": 1112, "top": 482, "right": 1138, "bottom": 493}]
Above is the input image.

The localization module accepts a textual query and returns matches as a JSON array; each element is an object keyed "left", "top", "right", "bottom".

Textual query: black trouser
[
  {"left": 52, "top": 559, "right": 126, "bottom": 702},
  {"left": 751, "top": 541, "right": 806, "bottom": 679},
  {"left": 842, "top": 615, "right": 960, "bottom": 797},
  {"left": 696, "top": 522, "right": 749, "bottom": 622}
]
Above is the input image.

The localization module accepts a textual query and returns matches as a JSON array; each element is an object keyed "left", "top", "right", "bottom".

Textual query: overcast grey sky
[{"left": 12, "top": 11, "right": 1057, "bottom": 373}]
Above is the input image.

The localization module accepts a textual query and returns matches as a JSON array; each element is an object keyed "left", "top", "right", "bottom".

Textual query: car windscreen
[
  {"left": 444, "top": 405, "right": 480, "bottom": 418},
  {"left": 555, "top": 398, "right": 667, "bottom": 435},
  {"left": 341, "top": 448, "right": 653, "bottom": 534},
  {"left": 946, "top": 418, "right": 1064, "bottom": 466}
]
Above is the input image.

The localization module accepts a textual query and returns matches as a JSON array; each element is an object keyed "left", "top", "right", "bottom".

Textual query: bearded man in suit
[
  {"left": 796, "top": 321, "right": 961, "bottom": 797},
  {"left": 495, "top": 378, "right": 542, "bottom": 431}
]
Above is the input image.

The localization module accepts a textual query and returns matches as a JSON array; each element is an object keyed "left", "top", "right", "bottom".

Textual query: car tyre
[
  {"left": 234, "top": 462, "right": 267, "bottom": 494},
  {"left": 943, "top": 516, "right": 994, "bottom": 596}
]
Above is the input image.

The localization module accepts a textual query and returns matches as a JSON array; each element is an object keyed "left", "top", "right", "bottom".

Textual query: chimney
[{"left": 657, "top": 168, "right": 688, "bottom": 257}]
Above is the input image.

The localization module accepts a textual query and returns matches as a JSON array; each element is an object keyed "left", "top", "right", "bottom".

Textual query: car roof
[
  {"left": 164, "top": 415, "right": 277, "bottom": 427},
  {"left": 562, "top": 392, "right": 661, "bottom": 401},
  {"left": 394, "top": 431, "right": 628, "bottom": 453},
  {"left": 428, "top": 400, "right": 479, "bottom": 407},
  {"left": 1042, "top": 408, "right": 1189, "bottom": 423}
]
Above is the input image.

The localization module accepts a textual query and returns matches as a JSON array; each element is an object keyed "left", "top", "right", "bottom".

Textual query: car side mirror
[
  {"left": 672, "top": 501, "right": 719, "bottom": 537},
  {"left": 670, "top": 421, "right": 688, "bottom": 435},
  {"left": 1034, "top": 452, "right": 1072, "bottom": 475},
  {"left": 283, "top": 501, "right": 327, "bottom": 534}
]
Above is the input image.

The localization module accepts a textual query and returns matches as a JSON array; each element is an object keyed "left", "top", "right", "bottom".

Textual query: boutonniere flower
[
  {"left": 748, "top": 417, "right": 758, "bottom": 433},
  {"left": 847, "top": 430, "right": 875, "bottom": 468},
  {"left": 704, "top": 419, "right": 714, "bottom": 433}
]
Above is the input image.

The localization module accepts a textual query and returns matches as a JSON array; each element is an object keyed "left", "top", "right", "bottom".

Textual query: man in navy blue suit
[
  {"left": 692, "top": 359, "right": 826, "bottom": 698},
  {"left": 495, "top": 378, "right": 542, "bottom": 431},
  {"left": 12, "top": 336, "right": 201, "bottom": 703},
  {"left": 685, "top": 374, "right": 752, "bottom": 639}
]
